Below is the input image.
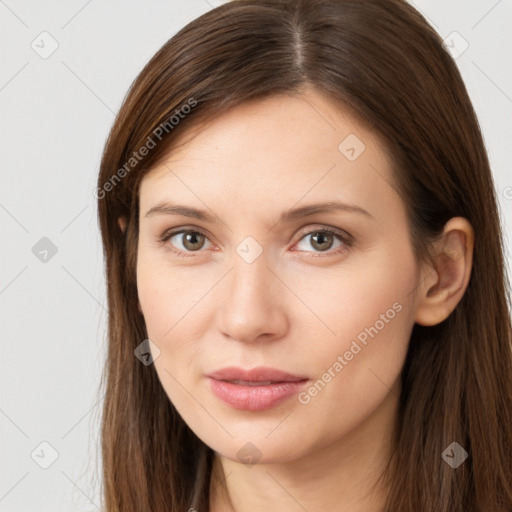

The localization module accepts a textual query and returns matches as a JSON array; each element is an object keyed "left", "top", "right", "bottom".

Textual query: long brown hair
[{"left": 96, "top": 0, "right": 512, "bottom": 510}]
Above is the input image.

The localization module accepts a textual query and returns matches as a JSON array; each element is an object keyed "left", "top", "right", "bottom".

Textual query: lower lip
[{"left": 208, "top": 378, "right": 309, "bottom": 411}]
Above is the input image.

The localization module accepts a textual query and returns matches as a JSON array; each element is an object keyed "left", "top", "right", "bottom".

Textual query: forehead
[{"left": 138, "top": 90, "right": 399, "bottom": 222}]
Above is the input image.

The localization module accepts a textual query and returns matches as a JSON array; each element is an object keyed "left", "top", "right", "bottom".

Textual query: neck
[{"left": 209, "top": 380, "right": 399, "bottom": 512}]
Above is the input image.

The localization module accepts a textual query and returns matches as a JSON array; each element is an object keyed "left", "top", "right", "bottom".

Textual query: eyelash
[{"left": 158, "top": 226, "right": 354, "bottom": 258}]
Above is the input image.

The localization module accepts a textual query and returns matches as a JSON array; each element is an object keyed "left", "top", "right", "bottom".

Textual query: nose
[{"left": 216, "top": 250, "right": 289, "bottom": 344}]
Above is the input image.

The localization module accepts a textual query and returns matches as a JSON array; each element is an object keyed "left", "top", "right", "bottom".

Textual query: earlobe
[
  {"left": 118, "top": 216, "right": 127, "bottom": 233},
  {"left": 414, "top": 217, "right": 474, "bottom": 326}
]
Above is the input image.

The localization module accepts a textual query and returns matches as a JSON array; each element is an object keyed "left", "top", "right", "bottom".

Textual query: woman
[{"left": 96, "top": 0, "right": 512, "bottom": 510}]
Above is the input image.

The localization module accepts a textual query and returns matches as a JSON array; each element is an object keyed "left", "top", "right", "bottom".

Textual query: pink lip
[{"left": 207, "top": 366, "right": 310, "bottom": 411}]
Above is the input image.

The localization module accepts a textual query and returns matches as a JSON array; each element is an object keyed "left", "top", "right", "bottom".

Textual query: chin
[{"left": 195, "top": 424, "right": 314, "bottom": 466}]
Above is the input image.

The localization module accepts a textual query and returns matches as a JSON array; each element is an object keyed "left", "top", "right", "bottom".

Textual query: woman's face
[{"left": 136, "top": 88, "right": 422, "bottom": 464}]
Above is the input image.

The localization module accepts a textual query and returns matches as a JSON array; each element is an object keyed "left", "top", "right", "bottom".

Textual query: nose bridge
[
  {"left": 229, "top": 245, "right": 275, "bottom": 308},
  {"left": 216, "top": 242, "right": 287, "bottom": 343}
]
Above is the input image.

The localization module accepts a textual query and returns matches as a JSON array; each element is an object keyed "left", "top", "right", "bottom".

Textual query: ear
[
  {"left": 117, "top": 216, "right": 127, "bottom": 233},
  {"left": 414, "top": 217, "right": 474, "bottom": 326}
]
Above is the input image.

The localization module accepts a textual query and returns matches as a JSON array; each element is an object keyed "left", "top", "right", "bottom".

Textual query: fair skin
[{"left": 126, "top": 88, "right": 473, "bottom": 511}]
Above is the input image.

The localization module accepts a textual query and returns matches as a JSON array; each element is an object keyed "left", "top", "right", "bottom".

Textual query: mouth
[
  {"left": 223, "top": 380, "right": 275, "bottom": 386},
  {"left": 207, "top": 366, "right": 310, "bottom": 411}
]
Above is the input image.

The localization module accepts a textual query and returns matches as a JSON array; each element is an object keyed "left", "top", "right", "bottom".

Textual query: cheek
[
  {"left": 290, "top": 245, "right": 416, "bottom": 343},
  {"left": 290, "top": 249, "right": 417, "bottom": 397},
  {"left": 137, "top": 250, "right": 211, "bottom": 337},
  {"left": 136, "top": 250, "right": 222, "bottom": 377},
  {"left": 136, "top": 260, "right": 208, "bottom": 413},
  {"left": 297, "top": 309, "right": 412, "bottom": 446}
]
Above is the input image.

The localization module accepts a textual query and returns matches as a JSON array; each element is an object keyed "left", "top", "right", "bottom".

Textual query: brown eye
[
  {"left": 180, "top": 231, "right": 206, "bottom": 251},
  {"left": 310, "top": 231, "right": 334, "bottom": 251},
  {"left": 162, "top": 229, "right": 212, "bottom": 254},
  {"left": 294, "top": 228, "right": 350, "bottom": 255}
]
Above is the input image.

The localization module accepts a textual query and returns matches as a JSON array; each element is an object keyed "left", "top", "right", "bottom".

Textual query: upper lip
[{"left": 207, "top": 366, "right": 309, "bottom": 383}]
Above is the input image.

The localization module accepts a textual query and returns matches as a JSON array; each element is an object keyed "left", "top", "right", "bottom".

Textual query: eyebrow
[{"left": 144, "top": 200, "right": 374, "bottom": 223}]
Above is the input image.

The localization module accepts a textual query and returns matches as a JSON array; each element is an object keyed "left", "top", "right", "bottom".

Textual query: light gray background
[{"left": 1, "top": 1, "right": 511, "bottom": 510}]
